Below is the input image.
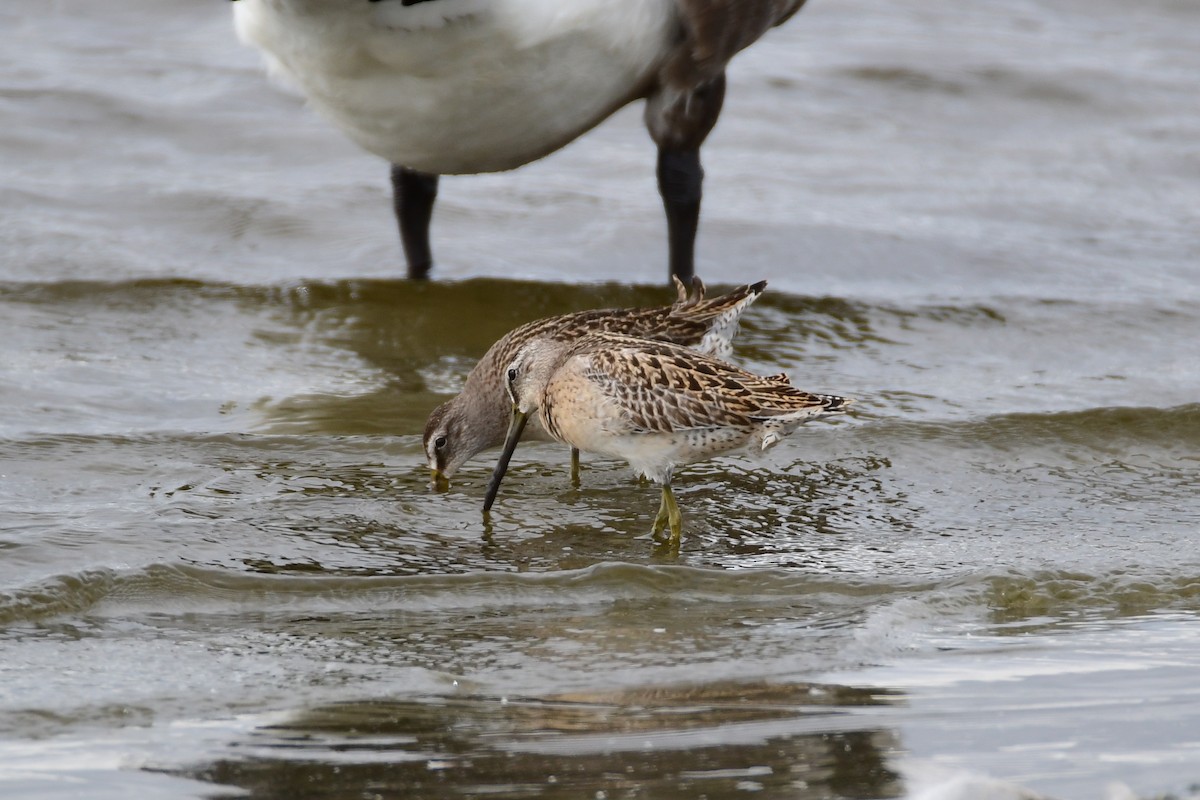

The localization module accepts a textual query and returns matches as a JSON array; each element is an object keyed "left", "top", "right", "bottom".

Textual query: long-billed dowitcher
[
  {"left": 232, "top": 0, "right": 807, "bottom": 281},
  {"left": 483, "top": 333, "right": 851, "bottom": 543},
  {"left": 424, "top": 277, "right": 766, "bottom": 486}
]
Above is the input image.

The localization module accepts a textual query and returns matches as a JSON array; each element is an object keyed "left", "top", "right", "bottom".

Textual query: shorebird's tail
[
  {"left": 810, "top": 393, "right": 853, "bottom": 415},
  {"left": 758, "top": 393, "right": 853, "bottom": 450},
  {"left": 672, "top": 277, "right": 768, "bottom": 359}
]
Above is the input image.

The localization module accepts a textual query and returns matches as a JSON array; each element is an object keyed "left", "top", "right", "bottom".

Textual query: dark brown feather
[
  {"left": 476, "top": 280, "right": 765, "bottom": 395},
  {"left": 567, "top": 333, "right": 848, "bottom": 435}
]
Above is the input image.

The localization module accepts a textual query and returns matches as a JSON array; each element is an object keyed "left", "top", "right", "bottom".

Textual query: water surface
[{"left": 2, "top": 0, "right": 1199, "bottom": 798}]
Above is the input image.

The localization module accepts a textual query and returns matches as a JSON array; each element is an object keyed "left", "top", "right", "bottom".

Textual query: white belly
[{"left": 234, "top": 0, "right": 677, "bottom": 174}]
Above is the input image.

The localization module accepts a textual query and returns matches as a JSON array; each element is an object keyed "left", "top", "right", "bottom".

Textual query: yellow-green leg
[
  {"left": 651, "top": 485, "right": 683, "bottom": 544},
  {"left": 570, "top": 447, "right": 581, "bottom": 487}
]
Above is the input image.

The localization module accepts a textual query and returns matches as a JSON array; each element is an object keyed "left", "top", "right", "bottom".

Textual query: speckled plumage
[
  {"left": 484, "top": 332, "right": 851, "bottom": 543},
  {"left": 424, "top": 278, "right": 766, "bottom": 479},
  {"left": 543, "top": 335, "right": 849, "bottom": 459}
]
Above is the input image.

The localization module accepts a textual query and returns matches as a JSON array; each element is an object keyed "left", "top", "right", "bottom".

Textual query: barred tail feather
[
  {"left": 758, "top": 394, "right": 853, "bottom": 449},
  {"left": 689, "top": 279, "right": 768, "bottom": 358}
]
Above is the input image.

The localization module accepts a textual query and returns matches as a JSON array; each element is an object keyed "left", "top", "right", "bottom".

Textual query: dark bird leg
[
  {"left": 390, "top": 164, "right": 439, "bottom": 280},
  {"left": 645, "top": 73, "right": 727, "bottom": 285},
  {"left": 657, "top": 149, "right": 702, "bottom": 285},
  {"left": 570, "top": 446, "right": 581, "bottom": 488}
]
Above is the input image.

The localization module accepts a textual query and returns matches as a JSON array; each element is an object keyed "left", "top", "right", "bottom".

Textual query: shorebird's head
[
  {"left": 422, "top": 400, "right": 456, "bottom": 489},
  {"left": 483, "top": 338, "right": 566, "bottom": 514},
  {"left": 502, "top": 338, "right": 566, "bottom": 416},
  {"left": 423, "top": 398, "right": 490, "bottom": 489}
]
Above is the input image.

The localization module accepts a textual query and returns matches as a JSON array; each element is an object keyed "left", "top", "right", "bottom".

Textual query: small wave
[
  {"left": 980, "top": 569, "right": 1200, "bottom": 625},
  {"left": 858, "top": 403, "right": 1200, "bottom": 455},
  {"left": 0, "top": 569, "right": 122, "bottom": 627},
  {"left": 6, "top": 560, "right": 1198, "bottom": 635},
  {"left": 841, "top": 63, "right": 1094, "bottom": 108},
  {"left": 0, "top": 562, "right": 921, "bottom": 626},
  {"left": 856, "top": 568, "right": 1200, "bottom": 644}
]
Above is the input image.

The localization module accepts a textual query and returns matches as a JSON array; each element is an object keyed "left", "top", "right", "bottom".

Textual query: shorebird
[
  {"left": 231, "top": 0, "right": 807, "bottom": 282},
  {"left": 424, "top": 277, "right": 765, "bottom": 486},
  {"left": 483, "top": 332, "right": 851, "bottom": 543}
]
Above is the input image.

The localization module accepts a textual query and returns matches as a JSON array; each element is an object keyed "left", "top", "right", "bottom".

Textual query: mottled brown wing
[
  {"left": 578, "top": 336, "right": 837, "bottom": 434},
  {"left": 484, "top": 302, "right": 676, "bottom": 375},
  {"left": 666, "top": 280, "right": 763, "bottom": 324},
  {"left": 474, "top": 279, "right": 765, "bottom": 394},
  {"left": 550, "top": 305, "right": 680, "bottom": 342},
  {"left": 535, "top": 281, "right": 763, "bottom": 350},
  {"left": 666, "top": 0, "right": 807, "bottom": 86}
]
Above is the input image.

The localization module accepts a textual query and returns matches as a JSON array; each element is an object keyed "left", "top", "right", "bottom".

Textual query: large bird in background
[{"left": 231, "top": 0, "right": 806, "bottom": 282}]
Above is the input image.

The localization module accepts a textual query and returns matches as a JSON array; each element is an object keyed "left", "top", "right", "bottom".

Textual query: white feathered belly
[{"left": 234, "top": 0, "right": 676, "bottom": 174}]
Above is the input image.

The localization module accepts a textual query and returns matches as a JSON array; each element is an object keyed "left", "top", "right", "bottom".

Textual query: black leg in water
[
  {"left": 390, "top": 164, "right": 439, "bottom": 280},
  {"left": 645, "top": 73, "right": 725, "bottom": 285},
  {"left": 656, "top": 148, "right": 702, "bottom": 285}
]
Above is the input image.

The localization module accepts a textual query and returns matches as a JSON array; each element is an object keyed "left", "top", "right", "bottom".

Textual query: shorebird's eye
[
  {"left": 434, "top": 436, "right": 447, "bottom": 450},
  {"left": 507, "top": 367, "right": 518, "bottom": 383}
]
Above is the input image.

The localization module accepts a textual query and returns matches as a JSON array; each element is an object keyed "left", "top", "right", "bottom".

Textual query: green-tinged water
[
  {"left": 3, "top": 277, "right": 1199, "bottom": 799},
  {"left": 4, "top": 0, "right": 1200, "bottom": 798}
]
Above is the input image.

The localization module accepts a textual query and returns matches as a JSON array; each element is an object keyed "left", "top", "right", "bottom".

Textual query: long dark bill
[{"left": 482, "top": 409, "right": 528, "bottom": 514}]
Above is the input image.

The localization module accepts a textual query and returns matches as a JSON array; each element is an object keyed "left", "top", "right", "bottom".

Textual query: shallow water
[{"left": 3, "top": 0, "right": 1200, "bottom": 798}]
